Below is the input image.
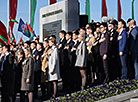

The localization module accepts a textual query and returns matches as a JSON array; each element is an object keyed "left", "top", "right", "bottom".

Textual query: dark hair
[
  {"left": 73, "top": 30, "right": 79, "bottom": 35},
  {"left": 100, "top": 22, "right": 107, "bottom": 28},
  {"left": 133, "top": 20, "right": 136, "bottom": 25},
  {"left": 86, "top": 23, "right": 93, "bottom": 28},
  {"left": 66, "top": 32, "right": 73, "bottom": 36},
  {"left": 118, "top": 19, "right": 126, "bottom": 28},
  {"left": 127, "top": 18, "right": 132, "bottom": 23},
  {"left": 24, "top": 41, "right": 31, "bottom": 46},
  {"left": 50, "top": 35, "right": 56, "bottom": 39},
  {"left": 31, "top": 41, "right": 37, "bottom": 46},
  {"left": 59, "top": 30, "right": 66, "bottom": 35},
  {"left": 37, "top": 42, "right": 43, "bottom": 49}
]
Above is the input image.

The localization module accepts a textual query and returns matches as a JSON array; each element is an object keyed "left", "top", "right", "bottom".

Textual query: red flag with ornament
[
  {"left": 50, "top": 0, "right": 57, "bottom": 5},
  {"left": 9, "top": 0, "right": 17, "bottom": 44},
  {"left": 102, "top": 0, "right": 108, "bottom": 17},
  {"left": 118, "top": 0, "right": 122, "bottom": 20}
]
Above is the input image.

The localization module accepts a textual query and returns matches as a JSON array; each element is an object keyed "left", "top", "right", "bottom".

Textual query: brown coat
[
  {"left": 21, "top": 56, "right": 34, "bottom": 91},
  {"left": 41, "top": 47, "right": 50, "bottom": 83},
  {"left": 41, "top": 47, "right": 50, "bottom": 72}
]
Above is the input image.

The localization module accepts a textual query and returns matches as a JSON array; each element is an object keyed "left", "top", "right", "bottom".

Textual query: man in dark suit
[
  {"left": 1, "top": 45, "right": 14, "bottom": 102},
  {"left": 63, "top": 32, "right": 74, "bottom": 93},
  {"left": 99, "top": 23, "right": 110, "bottom": 83},
  {"left": 129, "top": 19, "right": 138, "bottom": 80},
  {"left": 108, "top": 22, "right": 120, "bottom": 81},
  {"left": 118, "top": 19, "right": 128, "bottom": 79},
  {"left": 30, "top": 41, "right": 39, "bottom": 99},
  {"left": 57, "top": 30, "right": 67, "bottom": 91}
]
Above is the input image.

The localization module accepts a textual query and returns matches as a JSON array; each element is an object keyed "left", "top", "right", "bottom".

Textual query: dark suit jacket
[
  {"left": 129, "top": 26, "right": 138, "bottom": 60},
  {"left": 63, "top": 40, "right": 74, "bottom": 67},
  {"left": 33, "top": 49, "right": 39, "bottom": 71},
  {"left": 118, "top": 30, "right": 128, "bottom": 53},
  {"left": 70, "top": 40, "right": 80, "bottom": 67},
  {"left": 1, "top": 53, "right": 14, "bottom": 96},
  {"left": 58, "top": 38, "right": 67, "bottom": 66},
  {"left": 99, "top": 31, "right": 110, "bottom": 57},
  {"left": 109, "top": 30, "right": 119, "bottom": 57}
]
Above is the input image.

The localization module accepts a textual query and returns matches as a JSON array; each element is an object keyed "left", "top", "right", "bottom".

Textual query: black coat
[
  {"left": 58, "top": 38, "right": 67, "bottom": 66},
  {"left": 108, "top": 30, "right": 119, "bottom": 57},
  {"left": 63, "top": 40, "right": 74, "bottom": 67},
  {"left": 1, "top": 53, "right": 14, "bottom": 96}
]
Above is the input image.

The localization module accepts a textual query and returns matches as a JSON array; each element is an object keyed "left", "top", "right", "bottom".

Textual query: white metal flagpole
[{"left": 29, "top": 0, "right": 31, "bottom": 24}]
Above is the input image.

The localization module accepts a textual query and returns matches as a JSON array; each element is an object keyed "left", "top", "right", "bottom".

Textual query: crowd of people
[{"left": 0, "top": 18, "right": 138, "bottom": 102}]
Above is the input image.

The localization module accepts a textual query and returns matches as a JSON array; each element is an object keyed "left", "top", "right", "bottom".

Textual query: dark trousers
[
  {"left": 40, "top": 82, "right": 52, "bottom": 99},
  {"left": 102, "top": 58, "right": 109, "bottom": 83},
  {"left": 134, "top": 59, "right": 138, "bottom": 80},
  {"left": 34, "top": 71, "right": 41, "bottom": 98},
  {"left": 120, "top": 54, "right": 128, "bottom": 79}
]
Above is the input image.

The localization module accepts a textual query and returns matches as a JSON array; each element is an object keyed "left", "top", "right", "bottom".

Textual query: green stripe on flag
[
  {"left": 31, "top": 0, "right": 37, "bottom": 29},
  {"left": 132, "top": 0, "right": 134, "bottom": 19},
  {"left": 86, "top": 0, "right": 90, "bottom": 23},
  {"left": 0, "top": 35, "right": 8, "bottom": 43},
  {"left": 10, "top": 19, "right": 18, "bottom": 24}
]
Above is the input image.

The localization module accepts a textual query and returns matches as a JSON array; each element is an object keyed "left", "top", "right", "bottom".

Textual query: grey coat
[
  {"left": 75, "top": 41, "right": 87, "bottom": 67},
  {"left": 48, "top": 46, "right": 60, "bottom": 81},
  {"left": 21, "top": 56, "right": 34, "bottom": 91}
]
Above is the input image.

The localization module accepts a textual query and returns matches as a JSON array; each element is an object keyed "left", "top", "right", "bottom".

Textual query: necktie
[{"left": 1, "top": 55, "right": 6, "bottom": 71}]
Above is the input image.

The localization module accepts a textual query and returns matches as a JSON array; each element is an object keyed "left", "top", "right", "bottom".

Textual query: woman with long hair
[
  {"left": 21, "top": 47, "right": 34, "bottom": 102},
  {"left": 13, "top": 49, "right": 25, "bottom": 102}
]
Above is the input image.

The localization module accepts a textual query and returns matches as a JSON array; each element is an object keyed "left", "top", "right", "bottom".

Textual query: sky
[{"left": 0, "top": 0, "right": 138, "bottom": 42}]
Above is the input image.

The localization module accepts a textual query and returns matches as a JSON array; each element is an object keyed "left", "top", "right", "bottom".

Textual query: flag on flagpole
[
  {"left": 102, "top": 0, "right": 108, "bottom": 17},
  {"left": 26, "top": 23, "right": 36, "bottom": 41},
  {"left": 86, "top": 0, "right": 90, "bottom": 23},
  {"left": 30, "top": 0, "right": 37, "bottom": 28},
  {"left": 50, "top": 0, "right": 57, "bottom": 5},
  {"left": 132, "top": 0, "right": 134, "bottom": 19},
  {"left": 10, "top": 19, "right": 18, "bottom": 24},
  {"left": 118, "top": 0, "right": 121, "bottom": 20},
  {"left": 9, "top": 0, "right": 18, "bottom": 44},
  {"left": 18, "top": 18, "right": 31, "bottom": 38},
  {"left": 18, "top": 36, "right": 23, "bottom": 44},
  {"left": 0, "top": 21, "right": 9, "bottom": 45}
]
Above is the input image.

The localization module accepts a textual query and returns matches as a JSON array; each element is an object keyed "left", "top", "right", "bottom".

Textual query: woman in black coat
[{"left": 13, "top": 49, "right": 24, "bottom": 102}]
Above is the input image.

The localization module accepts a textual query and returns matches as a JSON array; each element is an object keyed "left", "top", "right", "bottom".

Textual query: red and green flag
[
  {"left": 18, "top": 36, "right": 24, "bottom": 44},
  {"left": 102, "top": 0, "right": 108, "bottom": 17},
  {"left": 86, "top": 0, "right": 90, "bottom": 23},
  {"left": 30, "top": 0, "right": 37, "bottom": 29},
  {"left": 10, "top": 19, "right": 18, "bottom": 24},
  {"left": 9, "top": 0, "right": 18, "bottom": 44},
  {"left": 50, "top": 0, "right": 57, "bottom": 5},
  {"left": 26, "top": 23, "right": 36, "bottom": 41},
  {"left": 118, "top": 0, "right": 122, "bottom": 20},
  {"left": 132, "top": 0, "right": 135, "bottom": 19},
  {"left": 0, "top": 21, "right": 9, "bottom": 45}
]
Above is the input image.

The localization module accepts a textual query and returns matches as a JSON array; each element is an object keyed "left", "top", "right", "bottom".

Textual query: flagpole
[
  {"left": 8, "top": 0, "right": 10, "bottom": 33},
  {"left": 29, "top": 0, "right": 31, "bottom": 24},
  {"left": 85, "top": 0, "right": 87, "bottom": 15}
]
